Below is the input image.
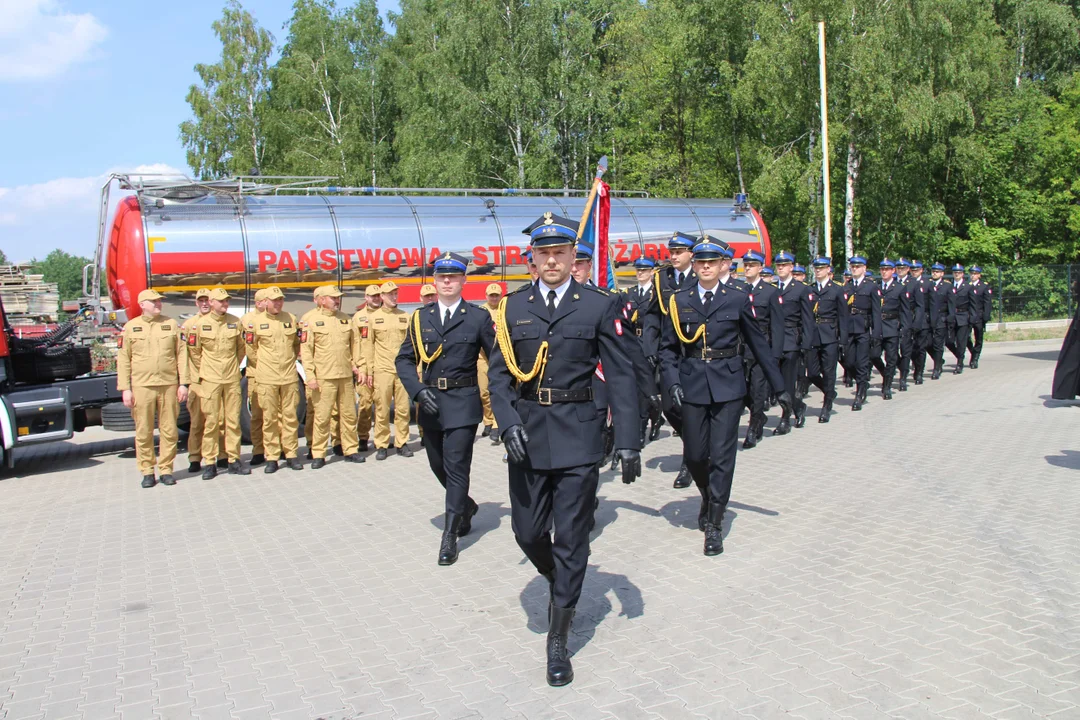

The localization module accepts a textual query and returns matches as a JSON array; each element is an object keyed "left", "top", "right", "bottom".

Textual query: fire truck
[{"left": 0, "top": 174, "right": 772, "bottom": 466}]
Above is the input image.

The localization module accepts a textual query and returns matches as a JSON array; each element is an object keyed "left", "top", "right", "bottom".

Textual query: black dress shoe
[
  {"left": 160, "top": 474, "right": 176, "bottom": 486},
  {"left": 818, "top": 400, "right": 832, "bottom": 423},
  {"left": 202, "top": 465, "right": 217, "bottom": 480},
  {"left": 794, "top": 407, "right": 806, "bottom": 429},
  {"left": 358, "top": 439, "right": 368, "bottom": 452},
  {"left": 333, "top": 444, "right": 344, "bottom": 456},
  {"left": 438, "top": 512, "right": 463, "bottom": 566},
  {"left": 228, "top": 461, "right": 251, "bottom": 475},
  {"left": 898, "top": 379, "right": 908, "bottom": 391},
  {"left": 264, "top": 461, "right": 278, "bottom": 474},
  {"left": 287, "top": 457, "right": 304, "bottom": 471},
  {"left": 249, "top": 453, "right": 265, "bottom": 467},
  {"left": 704, "top": 503, "right": 725, "bottom": 556},
  {"left": 547, "top": 606, "right": 575, "bottom": 687},
  {"left": 481, "top": 425, "right": 491, "bottom": 438},
  {"left": 375, "top": 448, "right": 387, "bottom": 461},
  {"left": 772, "top": 417, "right": 791, "bottom": 436},
  {"left": 954, "top": 365, "right": 964, "bottom": 375},
  {"left": 971, "top": 358, "right": 979, "bottom": 369},
  {"left": 914, "top": 377, "right": 924, "bottom": 385},
  {"left": 216, "top": 458, "right": 228, "bottom": 469},
  {"left": 344, "top": 453, "right": 365, "bottom": 463},
  {"left": 672, "top": 463, "right": 691, "bottom": 489},
  {"left": 311, "top": 458, "right": 326, "bottom": 469},
  {"left": 931, "top": 367, "right": 942, "bottom": 380},
  {"left": 743, "top": 425, "right": 758, "bottom": 449},
  {"left": 852, "top": 394, "right": 863, "bottom": 411},
  {"left": 883, "top": 386, "right": 893, "bottom": 400},
  {"left": 460, "top": 498, "right": 479, "bottom": 536},
  {"left": 396, "top": 444, "right": 413, "bottom": 458},
  {"left": 187, "top": 461, "right": 201, "bottom": 474},
  {"left": 141, "top": 475, "right": 156, "bottom": 488}
]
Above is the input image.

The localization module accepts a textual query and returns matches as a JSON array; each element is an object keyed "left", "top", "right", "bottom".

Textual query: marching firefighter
[
  {"left": 738, "top": 251, "right": 783, "bottom": 447},
  {"left": 395, "top": 253, "right": 497, "bottom": 566},
  {"left": 841, "top": 257, "right": 882, "bottom": 411},
  {"left": 947, "top": 264, "right": 973, "bottom": 374},
  {"left": 967, "top": 266, "right": 992, "bottom": 368},
  {"left": 478, "top": 283, "right": 503, "bottom": 442},
  {"left": 805, "top": 257, "right": 846, "bottom": 422},
  {"left": 118, "top": 289, "right": 188, "bottom": 488},
  {"left": 772, "top": 252, "right": 813, "bottom": 432}
]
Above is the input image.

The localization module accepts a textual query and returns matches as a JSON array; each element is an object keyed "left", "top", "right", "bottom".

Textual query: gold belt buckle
[
  {"left": 436, "top": 377, "right": 448, "bottom": 390},
  {"left": 701, "top": 348, "right": 711, "bottom": 363},
  {"left": 537, "top": 388, "right": 553, "bottom": 406},
  {"left": 635, "top": 328, "right": 642, "bottom": 337}
]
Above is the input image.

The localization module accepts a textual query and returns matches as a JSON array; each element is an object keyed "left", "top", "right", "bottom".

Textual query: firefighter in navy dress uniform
[
  {"left": 486, "top": 212, "right": 642, "bottom": 688},
  {"left": 738, "top": 250, "right": 783, "bottom": 447},
  {"left": 804, "top": 257, "right": 847, "bottom": 422},
  {"left": 772, "top": 252, "right": 814, "bottom": 433},
  {"left": 876, "top": 259, "right": 907, "bottom": 399},
  {"left": 927, "top": 262, "right": 950, "bottom": 379},
  {"left": 841, "top": 256, "right": 882, "bottom": 411},
  {"left": 947, "top": 263, "right": 973, "bottom": 374},
  {"left": 643, "top": 232, "right": 697, "bottom": 489},
  {"left": 395, "top": 252, "right": 497, "bottom": 567},
  {"left": 625, "top": 256, "right": 663, "bottom": 445},
  {"left": 909, "top": 261, "right": 932, "bottom": 383},
  {"left": 966, "top": 266, "right": 992, "bottom": 368},
  {"left": 659, "top": 240, "right": 791, "bottom": 557}
]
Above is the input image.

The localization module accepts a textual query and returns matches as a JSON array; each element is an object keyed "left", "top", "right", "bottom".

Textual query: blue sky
[{"left": 0, "top": 0, "right": 399, "bottom": 262}]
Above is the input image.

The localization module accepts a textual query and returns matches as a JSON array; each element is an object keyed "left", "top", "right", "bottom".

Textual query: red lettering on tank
[
  {"left": 644, "top": 243, "right": 660, "bottom": 260},
  {"left": 258, "top": 250, "right": 277, "bottom": 272},
  {"left": 403, "top": 247, "right": 424, "bottom": 267},
  {"left": 489, "top": 246, "right": 503, "bottom": 265},
  {"left": 298, "top": 245, "right": 318, "bottom": 271},
  {"left": 319, "top": 248, "right": 337, "bottom": 270},
  {"left": 505, "top": 246, "right": 522, "bottom": 265},
  {"left": 339, "top": 248, "right": 355, "bottom": 270},
  {"left": 473, "top": 245, "right": 489, "bottom": 265},
  {"left": 630, "top": 244, "right": 642, "bottom": 261},
  {"left": 427, "top": 247, "right": 441, "bottom": 264},
  {"left": 657, "top": 245, "right": 671, "bottom": 261},
  {"left": 278, "top": 251, "right": 296, "bottom": 272},
  {"left": 357, "top": 248, "right": 380, "bottom": 268},
  {"left": 384, "top": 247, "right": 402, "bottom": 269},
  {"left": 614, "top": 244, "right": 629, "bottom": 263}
]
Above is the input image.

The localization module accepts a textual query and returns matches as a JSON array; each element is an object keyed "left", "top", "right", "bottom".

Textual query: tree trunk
[{"left": 844, "top": 140, "right": 860, "bottom": 261}]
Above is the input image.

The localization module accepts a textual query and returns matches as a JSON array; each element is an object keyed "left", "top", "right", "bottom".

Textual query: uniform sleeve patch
[
  {"left": 360, "top": 327, "right": 369, "bottom": 338},
  {"left": 132, "top": 326, "right": 143, "bottom": 332},
  {"left": 614, "top": 318, "right": 623, "bottom": 336},
  {"left": 227, "top": 323, "right": 236, "bottom": 329},
  {"left": 284, "top": 322, "right": 292, "bottom": 328},
  {"left": 340, "top": 319, "right": 349, "bottom": 325},
  {"left": 202, "top": 325, "right": 212, "bottom": 331},
  {"left": 300, "top": 331, "right": 308, "bottom": 343},
  {"left": 315, "top": 321, "right": 325, "bottom": 326},
  {"left": 117, "top": 337, "right": 124, "bottom": 348},
  {"left": 245, "top": 332, "right": 254, "bottom": 344},
  {"left": 259, "top": 323, "right": 269, "bottom": 329},
  {"left": 187, "top": 334, "right": 198, "bottom": 346},
  {"left": 161, "top": 325, "right": 171, "bottom": 330}
]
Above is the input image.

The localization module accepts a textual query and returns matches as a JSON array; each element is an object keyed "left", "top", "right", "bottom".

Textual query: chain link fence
[{"left": 994, "top": 265, "right": 1078, "bottom": 323}]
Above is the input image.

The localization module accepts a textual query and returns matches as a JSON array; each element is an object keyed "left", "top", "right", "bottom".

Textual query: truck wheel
[
  {"left": 239, "top": 376, "right": 252, "bottom": 445},
  {"left": 296, "top": 376, "right": 307, "bottom": 436},
  {"left": 102, "top": 402, "right": 135, "bottom": 432},
  {"left": 177, "top": 398, "right": 191, "bottom": 433}
]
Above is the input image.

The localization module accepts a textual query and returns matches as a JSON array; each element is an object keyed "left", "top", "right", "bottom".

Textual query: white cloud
[
  {"left": 0, "top": 0, "right": 108, "bottom": 82},
  {"left": 0, "top": 164, "right": 187, "bottom": 261}
]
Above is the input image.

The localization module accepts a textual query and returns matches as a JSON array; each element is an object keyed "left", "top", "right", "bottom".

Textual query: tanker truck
[{"left": 0, "top": 174, "right": 773, "bottom": 466}]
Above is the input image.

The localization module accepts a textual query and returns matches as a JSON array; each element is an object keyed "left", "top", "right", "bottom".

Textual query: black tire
[
  {"left": 101, "top": 401, "right": 135, "bottom": 432},
  {"left": 177, "top": 398, "right": 191, "bottom": 433},
  {"left": 239, "top": 375, "right": 252, "bottom": 445},
  {"left": 296, "top": 375, "right": 307, "bottom": 436}
]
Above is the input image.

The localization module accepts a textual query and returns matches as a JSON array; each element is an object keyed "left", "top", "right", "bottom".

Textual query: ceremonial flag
[{"left": 576, "top": 156, "right": 614, "bottom": 290}]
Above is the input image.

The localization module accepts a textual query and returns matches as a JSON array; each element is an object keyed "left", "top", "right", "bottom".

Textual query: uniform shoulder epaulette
[
  {"left": 508, "top": 282, "right": 533, "bottom": 296},
  {"left": 833, "top": 280, "right": 843, "bottom": 287},
  {"left": 581, "top": 283, "right": 609, "bottom": 296},
  {"left": 728, "top": 279, "right": 749, "bottom": 291}
]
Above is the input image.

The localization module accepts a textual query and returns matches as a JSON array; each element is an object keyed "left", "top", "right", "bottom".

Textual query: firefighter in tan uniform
[
  {"left": 352, "top": 284, "right": 382, "bottom": 451},
  {"left": 246, "top": 286, "right": 304, "bottom": 473},
  {"left": 302, "top": 290, "right": 341, "bottom": 456},
  {"left": 180, "top": 287, "right": 251, "bottom": 479},
  {"left": 421, "top": 284, "right": 437, "bottom": 305},
  {"left": 366, "top": 280, "right": 413, "bottom": 460},
  {"left": 240, "top": 289, "right": 270, "bottom": 465},
  {"left": 180, "top": 288, "right": 220, "bottom": 473},
  {"left": 478, "top": 283, "right": 502, "bottom": 441},
  {"left": 117, "top": 289, "right": 188, "bottom": 488},
  {"left": 300, "top": 285, "right": 365, "bottom": 468}
]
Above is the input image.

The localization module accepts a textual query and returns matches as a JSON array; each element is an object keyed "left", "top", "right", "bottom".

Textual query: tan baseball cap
[
  {"left": 137, "top": 289, "right": 163, "bottom": 302},
  {"left": 253, "top": 289, "right": 268, "bottom": 302},
  {"left": 264, "top": 286, "right": 284, "bottom": 300},
  {"left": 486, "top": 283, "right": 502, "bottom": 296},
  {"left": 194, "top": 288, "right": 211, "bottom": 299},
  {"left": 316, "top": 285, "right": 343, "bottom": 298},
  {"left": 365, "top": 284, "right": 382, "bottom": 297},
  {"left": 420, "top": 284, "right": 436, "bottom": 296},
  {"left": 379, "top": 281, "right": 398, "bottom": 294},
  {"left": 208, "top": 288, "right": 232, "bottom": 301}
]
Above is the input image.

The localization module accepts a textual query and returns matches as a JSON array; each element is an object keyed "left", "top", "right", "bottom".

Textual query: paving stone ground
[{"left": 1, "top": 338, "right": 1078, "bottom": 720}]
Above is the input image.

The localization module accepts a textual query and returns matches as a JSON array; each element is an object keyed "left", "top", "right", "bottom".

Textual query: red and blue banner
[{"left": 578, "top": 180, "right": 614, "bottom": 291}]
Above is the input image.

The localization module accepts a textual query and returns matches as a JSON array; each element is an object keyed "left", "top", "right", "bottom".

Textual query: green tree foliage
[
  {"left": 180, "top": 0, "right": 1080, "bottom": 264},
  {"left": 32, "top": 250, "right": 93, "bottom": 301}
]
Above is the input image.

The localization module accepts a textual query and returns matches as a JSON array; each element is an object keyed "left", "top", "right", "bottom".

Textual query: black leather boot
[
  {"left": 852, "top": 384, "right": 864, "bottom": 412},
  {"left": 546, "top": 606, "right": 575, "bottom": 687},
  {"left": 794, "top": 403, "right": 806, "bottom": 429},
  {"left": 743, "top": 421, "right": 758, "bottom": 449},
  {"left": 438, "top": 512, "right": 463, "bottom": 566},
  {"left": 882, "top": 376, "right": 893, "bottom": 400},
  {"left": 160, "top": 474, "right": 175, "bottom": 486},
  {"left": 819, "top": 397, "right": 833, "bottom": 423},
  {"left": 672, "top": 462, "right": 691, "bottom": 489},
  {"left": 287, "top": 457, "right": 304, "bottom": 471},
  {"left": 228, "top": 461, "right": 251, "bottom": 475},
  {"left": 954, "top": 362, "right": 964, "bottom": 375},
  {"left": 543, "top": 569, "right": 556, "bottom": 623},
  {"left": 460, "top": 498, "right": 478, "bottom": 536},
  {"left": 703, "top": 502, "right": 725, "bottom": 556},
  {"left": 264, "top": 460, "right": 278, "bottom": 474},
  {"left": 697, "top": 484, "right": 709, "bottom": 532},
  {"left": 202, "top": 465, "right": 217, "bottom": 480},
  {"left": 187, "top": 461, "right": 201, "bottom": 474},
  {"left": 971, "top": 357, "right": 979, "bottom": 369},
  {"left": 772, "top": 410, "right": 791, "bottom": 436},
  {"left": 898, "top": 376, "right": 908, "bottom": 391},
  {"left": 931, "top": 363, "right": 942, "bottom": 380}
]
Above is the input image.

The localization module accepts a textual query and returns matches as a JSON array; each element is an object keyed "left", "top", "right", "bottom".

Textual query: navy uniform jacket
[
  {"left": 843, "top": 278, "right": 883, "bottom": 338},
  {"left": 808, "top": 280, "right": 847, "bottom": 346},
  {"left": 395, "top": 302, "right": 497, "bottom": 431},
  {"left": 969, "top": 280, "right": 992, "bottom": 325},
  {"left": 624, "top": 285, "right": 656, "bottom": 356},
  {"left": 487, "top": 279, "right": 640, "bottom": 471},
  {"left": 777, "top": 279, "right": 815, "bottom": 352},
  {"left": 659, "top": 282, "right": 784, "bottom": 404},
  {"left": 948, "top": 280, "right": 973, "bottom": 326},
  {"left": 928, "top": 279, "right": 949, "bottom": 328},
  {"left": 642, "top": 265, "right": 696, "bottom": 361},
  {"left": 743, "top": 279, "right": 785, "bottom": 359},
  {"left": 878, "top": 279, "right": 907, "bottom": 339},
  {"left": 903, "top": 276, "right": 928, "bottom": 331}
]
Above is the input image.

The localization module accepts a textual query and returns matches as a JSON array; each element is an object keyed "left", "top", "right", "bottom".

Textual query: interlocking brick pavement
[{"left": 1, "top": 338, "right": 1078, "bottom": 719}]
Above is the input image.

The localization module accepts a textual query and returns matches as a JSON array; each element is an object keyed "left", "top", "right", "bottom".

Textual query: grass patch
[{"left": 986, "top": 327, "right": 1068, "bottom": 343}]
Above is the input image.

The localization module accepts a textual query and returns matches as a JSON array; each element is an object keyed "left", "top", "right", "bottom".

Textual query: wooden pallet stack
[{"left": 0, "top": 265, "right": 60, "bottom": 324}]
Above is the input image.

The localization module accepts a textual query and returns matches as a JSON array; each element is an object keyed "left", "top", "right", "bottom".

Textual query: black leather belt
[
  {"left": 521, "top": 387, "right": 594, "bottom": 405},
  {"left": 434, "top": 377, "right": 477, "bottom": 390},
  {"left": 851, "top": 308, "right": 868, "bottom": 315},
  {"left": 686, "top": 346, "right": 740, "bottom": 361},
  {"left": 882, "top": 312, "right": 899, "bottom": 320},
  {"left": 815, "top": 318, "right": 837, "bottom": 326}
]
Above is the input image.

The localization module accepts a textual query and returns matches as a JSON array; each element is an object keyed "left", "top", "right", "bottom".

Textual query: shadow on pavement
[
  {"left": 1041, "top": 394, "right": 1080, "bottom": 408},
  {"left": 1046, "top": 450, "right": 1080, "bottom": 470},
  {"left": 519, "top": 565, "right": 644, "bottom": 653},
  {"left": 644, "top": 454, "right": 682, "bottom": 473},
  {"left": 1009, "top": 350, "right": 1060, "bottom": 362},
  {"left": 428, "top": 501, "right": 511, "bottom": 551}
]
